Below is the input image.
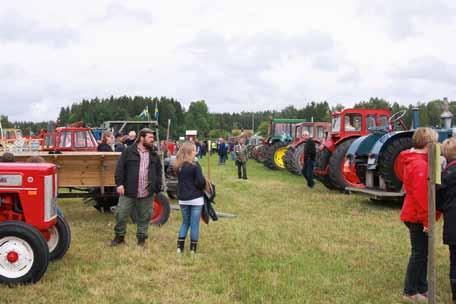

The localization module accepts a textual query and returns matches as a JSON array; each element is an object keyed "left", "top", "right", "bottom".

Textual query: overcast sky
[{"left": 1, "top": 0, "right": 455, "bottom": 122}]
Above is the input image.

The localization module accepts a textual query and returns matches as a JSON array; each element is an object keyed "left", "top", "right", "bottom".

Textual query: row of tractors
[{"left": 251, "top": 103, "right": 455, "bottom": 199}]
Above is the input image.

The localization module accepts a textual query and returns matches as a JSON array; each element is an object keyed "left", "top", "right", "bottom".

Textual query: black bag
[{"left": 202, "top": 183, "right": 218, "bottom": 224}]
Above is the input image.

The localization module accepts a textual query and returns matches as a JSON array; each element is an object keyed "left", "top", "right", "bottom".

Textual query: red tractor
[
  {"left": 283, "top": 121, "right": 331, "bottom": 175},
  {"left": 41, "top": 127, "right": 98, "bottom": 152},
  {"left": 314, "top": 108, "right": 392, "bottom": 191},
  {"left": 0, "top": 163, "right": 71, "bottom": 284}
]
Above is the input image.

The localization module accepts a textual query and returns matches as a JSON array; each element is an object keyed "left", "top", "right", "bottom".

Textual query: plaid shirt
[{"left": 137, "top": 148, "right": 150, "bottom": 198}]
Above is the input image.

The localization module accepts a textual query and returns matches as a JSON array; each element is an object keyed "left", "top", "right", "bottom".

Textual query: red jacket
[{"left": 398, "top": 149, "right": 440, "bottom": 228}]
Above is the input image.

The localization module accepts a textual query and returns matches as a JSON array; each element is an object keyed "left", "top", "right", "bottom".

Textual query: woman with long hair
[{"left": 174, "top": 141, "right": 206, "bottom": 254}]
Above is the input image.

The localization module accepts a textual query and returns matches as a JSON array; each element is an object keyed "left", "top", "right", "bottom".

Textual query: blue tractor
[{"left": 346, "top": 103, "right": 455, "bottom": 199}]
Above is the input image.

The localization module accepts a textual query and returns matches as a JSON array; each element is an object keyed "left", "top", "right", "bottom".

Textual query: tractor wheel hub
[{"left": 7, "top": 251, "right": 19, "bottom": 263}]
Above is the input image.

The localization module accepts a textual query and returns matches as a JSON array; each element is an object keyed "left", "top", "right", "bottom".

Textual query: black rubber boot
[
  {"left": 137, "top": 236, "right": 147, "bottom": 247},
  {"left": 451, "top": 279, "right": 456, "bottom": 304},
  {"left": 110, "top": 235, "right": 125, "bottom": 247},
  {"left": 190, "top": 240, "right": 198, "bottom": 254},
  {"left": 177, "top": 237, "right": 185, "bottom": 253}
]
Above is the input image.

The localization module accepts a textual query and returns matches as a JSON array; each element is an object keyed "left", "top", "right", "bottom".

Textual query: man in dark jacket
[
  {"left": 111, "top": 128, "right": 163, "bottom": 247},
  {"left": 302, "top": 131, "right": 316, "bottom": 188}
]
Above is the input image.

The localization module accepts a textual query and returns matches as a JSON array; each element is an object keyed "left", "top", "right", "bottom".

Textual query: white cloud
[{"left": 1, "top": 0, "right": 456, "bottom": 122}]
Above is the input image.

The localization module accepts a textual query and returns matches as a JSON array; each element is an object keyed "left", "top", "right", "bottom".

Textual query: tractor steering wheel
[{"left": 388, "top": 110, "right": 407, "bottom": 130}]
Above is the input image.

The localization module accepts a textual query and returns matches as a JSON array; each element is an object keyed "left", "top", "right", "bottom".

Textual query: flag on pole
[
  {"left": 139, "top": 105, "right": 149, "bottom": 119},
  {"left": 154, "top": 101, "right": 159, "bottom": 121}
]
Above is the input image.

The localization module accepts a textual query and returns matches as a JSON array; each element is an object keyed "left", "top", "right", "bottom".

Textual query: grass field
[{"left": 1, "top": 157, "right": 453, "bottom": 303}]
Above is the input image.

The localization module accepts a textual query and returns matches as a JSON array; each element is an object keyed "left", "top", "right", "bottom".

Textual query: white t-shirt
[{"left": 179, "top": 196, "right": 204, "bottom": 206}]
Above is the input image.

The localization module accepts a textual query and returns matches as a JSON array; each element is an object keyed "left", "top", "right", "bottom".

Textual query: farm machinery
[
  {"left": 346, "top": 103, "right": 456, "bottom": 199},
  {"left": 314, "top": 108, "right": 392, "bottom": 191},
  {"left": 283, "top": 121, "right": 331, "bottom": 175},
  {"left": 0, "top": 162, "right": 71, "bottom": 284},
  {"left": 261, "top": 118, "right": 307, "bottom": 170},
  {"left": 4, "top": 119, "right": 176, "bottom": 226}
]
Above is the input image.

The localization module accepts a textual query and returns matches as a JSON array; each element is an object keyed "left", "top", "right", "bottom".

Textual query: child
[
  {"left": 398, "top": 127, "right": 439, "bottom": 302},
  {"left": 437, "top": 137, "right": 456, "bottom": 303}
]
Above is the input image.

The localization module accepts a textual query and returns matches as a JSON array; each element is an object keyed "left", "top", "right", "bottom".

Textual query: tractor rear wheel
[
  {"left": 255, "top": 145, "right": 268, "bottom": 163},
  {"left": 286, "top": 143, "right": 305, "bottom": 175},
  {"left": 47, "top": 215, "right": 71, "bottom": 261},
  {"left": 0, "top": 221, "right": 49, "bottom": 285},
  {"left": 328, "top": 139, "right": 364, "bottom": 191},
  {"left": 315, "top": 148, "right": 336, "bottom": 189},
  {"left": 378, "top": 137, "right": 413, "bottom": 191},
  {"left": 264, "top": 142, "right": 288, "bottom": 170}
]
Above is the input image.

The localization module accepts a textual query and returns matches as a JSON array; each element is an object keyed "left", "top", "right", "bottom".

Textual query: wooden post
[
  {"left": 427, "top": 143, "right": 437, "bottom": 304},
  {"left": 207, "top": 140, "right": 212, "bottom": 181}
]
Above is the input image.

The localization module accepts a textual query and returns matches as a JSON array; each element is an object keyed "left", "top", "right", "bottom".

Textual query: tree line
[{"left": 1, "top": 96, "right": 455, "bottom": 138}]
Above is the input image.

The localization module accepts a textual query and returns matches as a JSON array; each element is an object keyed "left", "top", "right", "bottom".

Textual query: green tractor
[{"left": 263, "top": 118, "right": 306, "bottom": 170}]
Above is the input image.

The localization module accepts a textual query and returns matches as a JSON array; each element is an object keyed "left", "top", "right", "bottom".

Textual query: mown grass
[{"left": 1, "top": 156, "right": 453, "bottom": 303}]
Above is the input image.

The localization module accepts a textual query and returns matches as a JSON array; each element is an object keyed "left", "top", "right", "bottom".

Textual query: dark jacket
[
  {"left": 98, "top": 143, "right": 113, "bottom": 152},
  {"left": 218, "top": 143, "right": 228, "bottom": 156},
  {"left": 115, "top": 144, "right": 163, "bottom": 198},
  {"left": 304, "top": 138, "right": 316, "bottom": 161},
  {"left": 437, "top": 160, "right": 456, "bottom": 245},
  {"left": 115, "top": 143, "right": 126, "bottom": 153},
  {"left": 177, "top": 162, "right": 206, "bottom": 201}
]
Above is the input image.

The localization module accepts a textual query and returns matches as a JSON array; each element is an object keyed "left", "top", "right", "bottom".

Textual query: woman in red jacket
[{"left": 398, "top": 127, "right": 439, "bottom": 302}]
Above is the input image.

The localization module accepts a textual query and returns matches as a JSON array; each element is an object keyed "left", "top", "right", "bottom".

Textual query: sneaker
[
  {"left": 177, "top": 248, "right": 183, "bottom": 254},
  {"left": 110, "top": 235, "right": 125, "bottom": 247},
  {"left": 402, "top": 294, "right": 427, "bottom": 302}
]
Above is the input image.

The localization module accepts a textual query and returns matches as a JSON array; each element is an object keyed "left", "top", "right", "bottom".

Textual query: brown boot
[{"left": 110, "top": 235, "right": 125, "bottom": 246}]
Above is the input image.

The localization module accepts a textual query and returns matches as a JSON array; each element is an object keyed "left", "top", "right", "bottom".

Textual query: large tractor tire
[
  {"left": 328, "top": 138, "right": 364, "bottom": 191},
  {"left": 378, "top": 137, "right": 413, "bottom": 192},
  {"left": 264, "top": 142, "right": 288, "bottom": 170},
  {"left": 284, "top": 144, "right": 305, "bottom": 175},
  {"left": 256, "top": 145, "right": 268, "bottom": 163},
  {"left": 0, "top": 221, "right": 49, "bottom": 285},
  {"left": 130, "top": 192, "right": 171, "bottom": 227},
  {"left": 315, "top": 148, "right": 337, "bottom": 189},
  {"left": 47, "top": 215, "right": 71, "bottom": 261}
]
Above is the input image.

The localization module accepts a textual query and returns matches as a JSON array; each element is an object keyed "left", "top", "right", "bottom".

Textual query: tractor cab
[
  {"left": 330, "top": 109, "right": 390, "bottom": 143},
  {"left": 42, "top": 127, "right": 98, "bottom": 152}
]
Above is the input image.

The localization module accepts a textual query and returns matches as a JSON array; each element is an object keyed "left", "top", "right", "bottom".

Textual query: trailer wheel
[
  {"left": 47, "top": 215, "right": 71, "bottom": 261},
  {"left": 129, "top": 193, "right": 171, "bottom": 226},
  {"left": 328, "top": 138, "right": 364, "bottom": 191},
  {"left": 0, "top": 221, "right": 49, "bottom": 285},
  {"left": 378, "top": 137, "right": 413, "bottom": 191},
  {"left": 151, "top": 193, "right": 171, "bottom": 226}
]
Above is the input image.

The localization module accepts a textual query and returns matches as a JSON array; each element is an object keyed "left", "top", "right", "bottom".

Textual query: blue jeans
[{"left": 178, "top": 204, "right": 203, "bottom": 241}]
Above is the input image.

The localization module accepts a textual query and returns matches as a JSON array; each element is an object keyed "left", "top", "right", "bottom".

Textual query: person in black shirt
[
  {"left": 97, "top": 131, "right": 114, "bottom": 152},
  {"left": 174, "top": 141, "right": 207, "bottom": 254},
  {"left": 114, "top": 133, "right": 126, "bottom": 152},
  {"left": 302, "top": 131, "right": 316, "bottom": 188}
]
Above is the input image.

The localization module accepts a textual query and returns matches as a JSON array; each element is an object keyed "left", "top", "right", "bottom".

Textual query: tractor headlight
[{"left": 44, "top": 175, "right": 57, "bottom": 222}]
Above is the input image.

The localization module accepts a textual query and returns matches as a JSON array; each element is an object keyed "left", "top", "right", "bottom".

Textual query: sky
[{"left": 1, "top": 0, "right": 456, "bottom": 122}]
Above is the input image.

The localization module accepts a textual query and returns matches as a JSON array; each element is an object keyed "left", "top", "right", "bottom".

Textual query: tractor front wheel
[
  {"left": 0, "top": 221, "right": 49, "bottom": 285},
  {"left": 47, "top": 215, "right": 71, "bottom": 261}
]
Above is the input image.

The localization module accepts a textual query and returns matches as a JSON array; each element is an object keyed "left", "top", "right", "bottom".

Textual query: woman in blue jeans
[{"left": 174, "top": 141, "right": 207, "bottom": 254}]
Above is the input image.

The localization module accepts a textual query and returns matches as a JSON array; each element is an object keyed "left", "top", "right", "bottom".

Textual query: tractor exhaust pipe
[
  {"left": 412, "top": 107, "right": 420, "bottom": 129},
  {"left": 441, "top": 97, "right": 453, "bottom": 129}
]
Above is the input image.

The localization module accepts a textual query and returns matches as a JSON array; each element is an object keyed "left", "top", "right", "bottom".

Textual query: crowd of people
[{"left": 4, "top": 125, "right": 456, "bottom": 301}]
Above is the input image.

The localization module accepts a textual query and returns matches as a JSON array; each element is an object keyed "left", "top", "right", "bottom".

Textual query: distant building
[{"left": 185, "top": 130, "right": 197, "bottom": 141}]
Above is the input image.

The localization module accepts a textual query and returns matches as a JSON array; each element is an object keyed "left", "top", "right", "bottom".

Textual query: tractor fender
[
  {"left": 346, "top": 133, "right": 388, "bottom": 163},
  {"left": 366, "top": 131, "right": 414, "bottom": 170}
]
